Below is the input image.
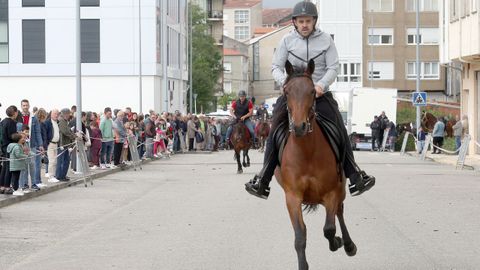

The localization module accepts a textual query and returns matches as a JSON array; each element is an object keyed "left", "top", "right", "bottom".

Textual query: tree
[
  {"left": 218, "top": 92, "right": 237, "bottom": 111},
  {"left": 189, "top": 4, "right": 222, "bottom": 113}
]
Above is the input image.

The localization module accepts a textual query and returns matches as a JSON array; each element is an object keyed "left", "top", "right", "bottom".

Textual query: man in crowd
[
  {"left": 370, "top": 116, "right": 381, "bottom": 151},
  {"left": 432, "top": 117, "right": 445, "bottom": 154},
  {"left": 100, "top": 107, "right": 114, "bottom": 169},
  {"left": 56, "top": 108, "right": 78, "bottom": 181},
  {"left": 45, "top": 109, "right": 60, "bottom": 183}
]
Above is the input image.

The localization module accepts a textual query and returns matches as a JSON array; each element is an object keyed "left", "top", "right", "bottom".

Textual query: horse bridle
[{"left": 284, "top": 74, "right": 316, "bottom": 134}]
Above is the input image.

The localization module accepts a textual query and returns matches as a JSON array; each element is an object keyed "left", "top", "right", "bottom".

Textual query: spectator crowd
[{"left": 0, "top": 99, "right": 238, "bottom": 197}]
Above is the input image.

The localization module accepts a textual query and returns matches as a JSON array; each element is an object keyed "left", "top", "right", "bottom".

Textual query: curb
[{"left": 0, "top": 159, "right": 155, "bottom": 209}]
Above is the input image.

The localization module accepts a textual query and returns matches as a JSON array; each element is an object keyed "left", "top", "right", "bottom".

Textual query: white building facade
[
  {"left": 316, "top": 0, "right": 363, "bottom": 92},
  {"left": 0, "top": 0, "right": 188, "bottom": 117}
]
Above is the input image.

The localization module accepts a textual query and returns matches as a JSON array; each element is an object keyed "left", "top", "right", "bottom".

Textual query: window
[
  {"left": 337, "top": 62, "right": 361, "bottom": 82},
  {"left": 367, "top": 0, "right": 393, "bottom": 12},
  {"left": 406, "top": 0, "right": 439, "bottom": 12},
  {"left": 407, "top": 28, "right": 439, "bottom": 45},
  {"left": 368, "top": 28, "right": 393, "bottom": 45},
  {"left": 22, "top": 0, "right": 45, "bottom": 7},
  {"left": 0, "top": 0, "right": 7, "bottom": 63},
  {"left": 406, "top": 62, "right": 440, "bottom": 79},
  {"left": 234, "top": 10, "right": 249, "bottom": 24},
  {"left": 224, "top": 62, "right": 232, "bottom": 73},
  {"left": 368, "top": 62, "right": 394, "bottom": 80},
  {"left": 350, "top": 63, "right": 361, "bottom": 82},
  {"left": 81, "top": 19, "right": 100, "bottom": 63},
  {"left": 23, "top": 20, "right": 45, "bottom": 63},
  {"left": 224, "top": 81, "right": 232, "bottom": 93},
  {"left": 235, "top": 26, "right": 249, "bottom": 40},
  {"left": 81, "top": 0, "right": 100, "bottom": 6},
  {"left": 337, "top": 63, "right": 348, "bottom": 82},
  {"left": 450, "top": 0, "right": 459, "bottom": 21}
]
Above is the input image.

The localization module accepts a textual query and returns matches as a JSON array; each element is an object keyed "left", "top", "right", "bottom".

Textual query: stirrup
[
  {"left": 245, "top": 177, "right": 270, "bottom": 200},
  {"left": 349, "top": 173, "right": 375, "bottom": 196}
]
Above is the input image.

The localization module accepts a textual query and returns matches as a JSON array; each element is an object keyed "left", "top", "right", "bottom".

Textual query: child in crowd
[
  {"left": 7, "top": 133, "right": 28, "bottom": 196},
  {"left": 417, "top": 127, "right": 427, "bottom": 154},
  {"left": 153, "top": 121, "right": 170, "bottom": 157},
  {"left": 89, "top": 121, "right": 102, "bottom": 169},
  {"left": 19, "top": 125, "right": 37, "bottom": 191}
]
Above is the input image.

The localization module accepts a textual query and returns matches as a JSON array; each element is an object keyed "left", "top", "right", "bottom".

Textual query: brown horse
[
  {"left": 274, "top": 60, "right": 356, "bottom": 270},
  {"left": 421, "top": 111, "right": 437, "bottom": 132},
  {"left": 255, "top": 120, "right": 270, "bottom": 153},
  {"left": 445, "top": 118, "right": 456, "bottom": 138},
  {"left": 230, "top": 121, "right": 251, "bottom": 174}
]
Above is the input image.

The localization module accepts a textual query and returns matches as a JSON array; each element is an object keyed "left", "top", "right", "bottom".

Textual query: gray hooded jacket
[{"left": 272, "top": 29, "right": 339, "bottom": 91}]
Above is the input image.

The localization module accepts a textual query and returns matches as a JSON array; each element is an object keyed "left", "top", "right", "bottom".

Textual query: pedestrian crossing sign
[{"left": 412, "top": 92, "right": 427, "bottom": 106}]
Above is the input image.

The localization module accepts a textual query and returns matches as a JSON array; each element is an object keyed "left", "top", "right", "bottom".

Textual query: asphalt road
[{"left": 0, "top": 150, "right": 479, "bottom": 270}]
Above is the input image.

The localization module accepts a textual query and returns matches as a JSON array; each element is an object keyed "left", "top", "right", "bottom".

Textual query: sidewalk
[
  {"left": 405, "top": 151, "right": 480, "bottom": 170},
  {"left": 0, "top": 159, "right": 155, "bottom": 209}
]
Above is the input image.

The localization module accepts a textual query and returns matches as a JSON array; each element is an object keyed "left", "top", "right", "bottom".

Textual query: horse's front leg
[
  {"left": 337, "top": 203, "right": 357, "bottom": 256},
  {"left": 242, "top": 150, "right": 247, "bottom": 168},
  {"left": 246, "top": 149, "right": 250, "bottom": 167},
  {"left": 286, "top": 193, "right": 309, "bottom": 270},
  {"left": 236, "top": 151, "right": 243, "bottom": 174},
  {"left": 323, "top": 204, "right": 343, "bottom": 252}
]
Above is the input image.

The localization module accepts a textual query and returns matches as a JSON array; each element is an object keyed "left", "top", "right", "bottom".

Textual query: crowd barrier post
[
  {"left": 128, "top": 135, "right": 142, "bottom": 171},
  {"left": 400, "top": 131, "right": 410, "bottom": 155},
  {"left": 76, "top": 138, "right": 93, "bottom": 187},
  {"left": 420, "top": 134, "right": 433, "bottom": 161},
  {"left": 456, "top": 135, "right": 472, "bottom": 170}
]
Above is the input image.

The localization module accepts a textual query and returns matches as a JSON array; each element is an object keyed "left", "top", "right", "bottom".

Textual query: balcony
[{"left": 208, "top": 10, "right": 223, "bottom": 21}]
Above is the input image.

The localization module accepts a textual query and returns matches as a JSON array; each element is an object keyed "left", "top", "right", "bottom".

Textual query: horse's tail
[{"left": 303, "top": 204, "right": 319, "bottom": 213}]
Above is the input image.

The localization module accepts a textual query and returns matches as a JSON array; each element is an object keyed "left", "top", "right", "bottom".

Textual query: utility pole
[
  {"left": 75, "top": 0, "right": 82, "bottom": 135},
  {"left": 138, "top": 0, "right": 143, "bottom": 113},
  {"left": 189, "top": 3, "right": 193, "bottom": 113},
  {"left": 415, "top": 0, "right": 421, "bottom": 133},
  {"left": 370, "top": 9, "right": 374, "bottom": 88}
]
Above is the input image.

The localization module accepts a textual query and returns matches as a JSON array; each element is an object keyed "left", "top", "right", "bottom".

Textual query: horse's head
[{"left": 284, "top": 60, "right": 316, "bottom": 137}]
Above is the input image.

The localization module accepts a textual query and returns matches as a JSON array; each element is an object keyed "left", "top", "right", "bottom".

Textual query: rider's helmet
[
  {"left": 238, "top": 90, "right": 247, "bottom": 97},
  {"left": 292, "top": 1, "right": 318, "bottom": 20}
]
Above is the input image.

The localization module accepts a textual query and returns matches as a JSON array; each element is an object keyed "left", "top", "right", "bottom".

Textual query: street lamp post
[
  {"left": 415, "top": 0, "right": 421, "bottom": 133},
  {"left": 75, "top": 0, "right": 82, "bottom": 172},
  {"left": 138, "top": 0, "right": 143, "bottom": 114},
  {"left": 193, "top": 93, "right": 198, "bottom": 114}
]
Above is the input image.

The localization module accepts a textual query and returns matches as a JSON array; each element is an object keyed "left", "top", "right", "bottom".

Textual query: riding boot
[
  {"left": 319, "top": 92, "right": 376, "bottom": 196},
  {"left": 245, "top": 135, "right": 277, "bottom": 199},
  {"left": 245, "top": 95, "right": 288, "bottom": 200}
]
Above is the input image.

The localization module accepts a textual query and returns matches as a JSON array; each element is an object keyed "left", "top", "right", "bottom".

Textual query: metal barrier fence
[
  {"left": 420, "top": 134, "right": 433, "bottom": 161},
  {"left": 400, "top": 131, "right": 411, "bottom": 155},
  {"left": 76, "top": 138, "right": 93, "bottom": 187},
  {"left": 128, "top": 135, "right": 142, "bottom": 171},
  {"left": 456, "top": 135, "right": 472, "bottom": 170},
  {"left": 379, "top": 129, "right": 389, "bottom": 152}
]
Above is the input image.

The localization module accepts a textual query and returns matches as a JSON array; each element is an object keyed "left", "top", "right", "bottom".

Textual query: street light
[
  {"left": 138, "top": 0, "right": 143, "bottom": 114},
  {"left": 193, "top": 93, "right": 198, "bottom": 114}
]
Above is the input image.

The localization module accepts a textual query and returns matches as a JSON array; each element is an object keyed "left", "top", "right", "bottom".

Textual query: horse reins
[{"left": 284, "top": 73, "right": 316, "bottom": 134}]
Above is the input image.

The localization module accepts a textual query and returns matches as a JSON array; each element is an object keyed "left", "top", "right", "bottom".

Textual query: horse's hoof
[
  {"left": 242, "top": 163, "right": 247, "bottom": 167},
  {"left": 246, "top": 163, "right": 250, "bottom": 167},
  {"left": 344, "top": 242, "right": 357, "bottom": 257},
  {"left": 237, "top": 170, "right": 243, "bottom": 174},
  {"left": 330, "top": 236, "right": 343, "bottom": 252}
]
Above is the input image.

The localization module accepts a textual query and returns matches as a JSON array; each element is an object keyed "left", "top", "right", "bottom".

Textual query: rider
[
  {"left": 225, "top": 90, "right": 255, "bottom": 146},
  {"left": 256, "top": 102, "right": 269, "bottom": 121},
  {"left": 245, "top": 1, "right": 375, "bottom": 199}
]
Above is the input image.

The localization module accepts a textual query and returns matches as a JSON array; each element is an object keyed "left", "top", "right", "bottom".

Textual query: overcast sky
[{"left": 262, "top": 0, "right": 293, "bottom": 8}]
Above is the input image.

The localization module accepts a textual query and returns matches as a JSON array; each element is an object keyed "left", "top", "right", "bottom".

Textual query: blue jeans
[
  {"left": 455, "top": 136, "right": 462, "bottom": 151},
  {"left": 19, "top": 155, "right": 35, "bottom": 188},
  {"left": 226, "top": 119, "right": 255, "bottom": 142},
  {"left": 100, "top": 141, "right": 114, "bottom": 165},
  {"left": 56, "top": 148, "right": 71, "bottom": 180}
]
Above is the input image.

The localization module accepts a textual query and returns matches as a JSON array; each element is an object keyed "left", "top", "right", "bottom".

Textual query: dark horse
[
  {"left": 255, "top": 120, "right": 270, "bottom": 153},
  {"left": 230, "top": 121, "right": 251, "bottom": 174},
  {"left": 274, "top": 60, "right": 356, "bottom": 270},
  {"left": 421, "top": 111, "right": 437, "bottom": 132}
]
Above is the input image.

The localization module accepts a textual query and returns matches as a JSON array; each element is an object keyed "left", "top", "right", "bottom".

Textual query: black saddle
[{"left": 275, "top": 114, "right": 345, "bottom": 167}]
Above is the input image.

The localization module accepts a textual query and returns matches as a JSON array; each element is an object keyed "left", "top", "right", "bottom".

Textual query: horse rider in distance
[
  {"left": 225, "top": 90, "right": 256, "bottom": 147},
  {"left": 245, "top": 1, "right": 376, "bottom": 199}
]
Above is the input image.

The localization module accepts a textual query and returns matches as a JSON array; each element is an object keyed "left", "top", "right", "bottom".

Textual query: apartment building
[
  {"left": 440, "top": 0, "right": 480, "bottom": 155},
  {"left": 0, "top": 0, "right": 189, "bottom": 114},
  {"left": 362, "top": 0, "right": 445, "bottom": 96},
  {"left": 223, "top": 0, "right": 262, "bottom": 42},
  {"left": 223, "top": 35, "right": 249, "bottom": 96}
]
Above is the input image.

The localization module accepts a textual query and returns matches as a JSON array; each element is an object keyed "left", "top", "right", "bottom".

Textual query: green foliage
[
  {"left": 190, "top": 4, "right": 222, "bottom": 113},
  {"left": 218, "top": 92, "right": 237, "bottom": 110}
]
